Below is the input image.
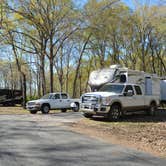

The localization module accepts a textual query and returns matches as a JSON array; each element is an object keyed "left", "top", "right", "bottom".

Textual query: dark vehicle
[{"left": 0, "top": 89, "right": 23, "bottom": 106}]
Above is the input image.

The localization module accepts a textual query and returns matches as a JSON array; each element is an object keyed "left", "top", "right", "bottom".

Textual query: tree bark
[
  {"left": 22, "top": 73, "right": 26, "bottom": 108},
  {"left": 9, "top": 31, "right": 27, "bottom": 108},
  {"left": 40, "top": 54, "right": 46, "bottom": 95},
  {"left": 49, "top": 34, "right": 54, "bottom": 93},
  {"left": 72, "top": 34, "right": 91, "bottom": 97}
]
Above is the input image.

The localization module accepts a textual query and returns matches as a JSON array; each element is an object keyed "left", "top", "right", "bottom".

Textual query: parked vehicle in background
[
  {"left": 0, "top": 89, "right": 23, "bottom": 106},
  {"left": 26, "top": 92, "right": 80, "bottom": 114},
  {"left": 81, "top": 64, "right": 166, "bottom": 121}
]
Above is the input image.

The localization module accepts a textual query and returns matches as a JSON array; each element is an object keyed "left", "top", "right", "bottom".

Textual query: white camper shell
[{"left": 81, "top": 64, "right": 165, "bottom": 121}]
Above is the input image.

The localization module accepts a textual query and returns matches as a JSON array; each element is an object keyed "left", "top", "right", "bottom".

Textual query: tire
[
  {"left": 30, "top": 110, "right": 37, "bottom": 114},
  {"left": 72, "top": 103, "right": 79, "bottom": 112},
  {"left": 108, "top": 104, "right": 121, "bottom": 121},
  {"left": 147, "top": 102, "right": 157, "bottom": 116},
  {"left": 41, "top": 104, "right": 50, "bottom": 114},
  {"left": 83, "top": 113, "right": 93, "bottom": 118},
  {"left": 8, "top": 102, "right": 15, "bottom": 106},
  {"left": 61, "top": 109, "right": 67, "bottom": 113}
]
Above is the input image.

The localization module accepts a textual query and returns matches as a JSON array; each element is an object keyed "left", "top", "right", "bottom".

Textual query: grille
[
  {"left": 82, "top": 95, "right": 99, "bottom": 104},
  {"left": 27, "top": 102, "right": 36, "bottom": 106}
]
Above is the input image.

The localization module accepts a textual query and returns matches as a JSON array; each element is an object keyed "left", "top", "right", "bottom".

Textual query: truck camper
[
  {"left": 81, "top": 65, "right": 166, "bottom": 121},
  {"left": 89, "top": 64, "right": 165, "bottom": 102}
]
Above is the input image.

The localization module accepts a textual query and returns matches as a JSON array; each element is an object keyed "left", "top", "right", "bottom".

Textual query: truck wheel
[
  {"left": 83, "top": 113, "right": 93, "bottom": 118},
  {"left": 30, "top": 110, "right": 37, "bottom": 114},
  {"left": 147, "top": 102, "right": 156, "bottom": 116},
  {"left": 61, "top": 109, "right": 67, "bottom": 113},
  {"left": 41, "top": 104, "right": 50, "bottom": 114},
  {"left": 72, "top": 103, "right": 79, "bottom": 112},
  {"left": 108, "top": 105, "right": 121, "bottom": 121}
]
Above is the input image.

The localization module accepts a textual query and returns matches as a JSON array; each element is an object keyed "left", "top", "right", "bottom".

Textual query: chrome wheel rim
[
  {"left": 112, "top": 107, "right": 119, "bottom": 119},
  {"left": 150, "top": 105, "right": 155, "bottom": 115},
  {"left": 74, "top": 105, "right": 79, "bottom": 111},
  {"left": 43, "top": 106, "right": 49, "bottom": 113}
]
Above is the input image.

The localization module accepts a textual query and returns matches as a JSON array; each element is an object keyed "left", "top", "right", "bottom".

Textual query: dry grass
[
  {"left": 70, "top": 111, "right": 166, "bottom": 158},
  {"left": 0, "top": 106, "right": 65, "bottom": 115},
  {"left": 0, "top": 106, "right": 28, "bottom": 114}
]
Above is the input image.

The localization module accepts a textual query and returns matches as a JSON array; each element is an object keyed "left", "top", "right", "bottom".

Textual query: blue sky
[{"left": 74, "top": 0, "right": 163, "bottom": 9}]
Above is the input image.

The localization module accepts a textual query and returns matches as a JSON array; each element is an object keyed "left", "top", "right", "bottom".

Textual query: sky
[{"left": 73, "top": 0, "right": 164, "bottom": 9}]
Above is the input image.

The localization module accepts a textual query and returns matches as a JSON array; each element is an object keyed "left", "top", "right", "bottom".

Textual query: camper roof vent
[{"left": 110, "top": 64, "right": 122, "bottom": 69}]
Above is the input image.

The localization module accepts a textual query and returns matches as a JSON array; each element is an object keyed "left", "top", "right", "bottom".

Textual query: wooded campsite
[{"left": 0, "top": 0, "right": 165, "bottom": 101}]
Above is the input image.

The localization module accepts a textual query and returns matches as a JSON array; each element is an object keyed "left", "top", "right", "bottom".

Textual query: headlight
[
  {"left": 102, "top": 97, "right": 111, "bottom": 105},
  {"left": 35, "top": 102, "right": 41, "bottom": 106},
  {"left": 70, "top": 102, "right": 76, "bottom": 108}
]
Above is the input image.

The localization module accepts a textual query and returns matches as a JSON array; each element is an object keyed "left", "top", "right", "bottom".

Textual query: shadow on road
[{"left": 0, "top": 117, "right": 165, "bottom": 166}]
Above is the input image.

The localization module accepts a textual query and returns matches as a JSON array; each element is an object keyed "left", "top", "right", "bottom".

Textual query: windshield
[
  {"left": 40, "top": 94, "right": 53, "bottom": 99},
  {"left": 99, "top": 84, "right": 124, "bottom": 94}
]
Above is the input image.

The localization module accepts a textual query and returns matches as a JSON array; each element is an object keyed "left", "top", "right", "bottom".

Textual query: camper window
[{"left": 120, "top": 74, "right": 126, "bottom": 83}]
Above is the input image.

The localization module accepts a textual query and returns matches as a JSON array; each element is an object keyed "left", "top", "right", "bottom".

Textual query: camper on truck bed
[
  {"left": 81, "top": 83, "right": 160, "bottom": 121},
  {"left": 80, "top": 64, "right": 166, "bottom": 121}
]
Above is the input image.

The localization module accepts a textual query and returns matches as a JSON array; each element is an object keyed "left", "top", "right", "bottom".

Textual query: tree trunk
[
  {"left": 49, "top": 34, "right": 54, "bottom": 93},
  {"left": 60, "top": 46, "right": 63, "bottom": 92},
  {"left": 10, "top": 31, "right": 27, "bottom": 108},
  {"left": 22, "top": 73, "right": 26, "bottom": 109},
  {"left": 29, "top": 68, "right": 32, "bottom": 98},
  {"left": 85, "top": 58, "right": 93, "bottom": 92},
  {"left": 40, "top": 55, "right": 46, "bottom": 95},
  {"left": 72, "top": 34, "right": 91, "bottom": 97},
  {"left": 49, "top": 58, "right": 54, "bottom": 93},
  {"left": 66, "top": 60, "right": 70, "bottom": 93},
  {"left": 37, "top": 71, "right": 41, "bottom": 97}
]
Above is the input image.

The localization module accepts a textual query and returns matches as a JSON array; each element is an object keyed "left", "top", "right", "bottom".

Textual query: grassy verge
[
  {"left": 0, "top": 106, "right": 28, "bottom": 114},
  {"left": 0, "top": 106, "right": 66, "bottom": 115}
]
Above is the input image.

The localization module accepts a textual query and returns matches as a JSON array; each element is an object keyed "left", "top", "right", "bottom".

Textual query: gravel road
[{"left": 0, "top": 112, "right": 165, "bottom": 166}]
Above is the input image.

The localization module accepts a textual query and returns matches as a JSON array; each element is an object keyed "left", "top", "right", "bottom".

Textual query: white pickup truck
[
  {"left": 81, "top": 83, "right": 160, "bottom": 121},
  {"left": 26, "top": 92, "right": 80, "bottom": 114}
]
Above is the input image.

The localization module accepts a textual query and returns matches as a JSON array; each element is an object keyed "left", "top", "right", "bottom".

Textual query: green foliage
[
  {"left": 26, "top": 95, "right": 39, "bottom": 102},
  {"left": 0, "top": 0, "right": 165, "bottom": 98}
]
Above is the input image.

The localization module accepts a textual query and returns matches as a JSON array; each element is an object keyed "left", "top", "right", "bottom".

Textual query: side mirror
[{"left": 126, "top": 90, "right": 133, "bottom": 96}]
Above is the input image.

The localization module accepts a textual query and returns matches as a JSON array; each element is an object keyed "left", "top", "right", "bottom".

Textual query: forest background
[{"left": 0, "top": 0, "right": 165, "bottom": 102}]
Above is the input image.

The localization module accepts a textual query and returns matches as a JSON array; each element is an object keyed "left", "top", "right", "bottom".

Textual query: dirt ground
[{"left": 70, "top": 109, "right": 166, "bottom": 158}]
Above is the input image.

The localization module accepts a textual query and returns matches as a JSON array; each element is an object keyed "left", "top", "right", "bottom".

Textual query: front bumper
[
  {"left": 26, "top": 105, "right": 41, "bottom": 111},
  {"left": 81, "top": 103, "right": 110, "bottom": 115}
]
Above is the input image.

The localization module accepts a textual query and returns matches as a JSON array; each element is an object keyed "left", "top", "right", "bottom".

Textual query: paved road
[{"left": 0, "top": 113, "right": 165, "bottom": 166}]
